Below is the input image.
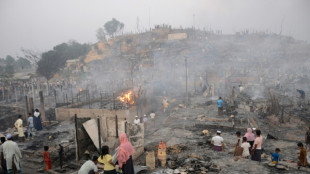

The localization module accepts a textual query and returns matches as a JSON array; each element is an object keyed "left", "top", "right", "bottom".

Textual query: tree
[
  {"left": 16, "top": 58, "right": 31, "bottom": 70},
  {"left": 104, "top": 18, "right": 124, "bottom": 37},
  {"left": 19, "top": 48, "right": 41, "bottom": 65},
  {"left": 5, "top": 65, "right": 15, "bottom": 76},
  {"left": 36, "top": 41, "right": 90, "bottom": 82},
  {"left": 5, "top": 55, "right": 15, "bottom": 65},
  {"left": 37, "top": 50, "right": 59, "bottom": 81},
  {"left": 96, "top": 27, "right": 106, "bottom": 41}
]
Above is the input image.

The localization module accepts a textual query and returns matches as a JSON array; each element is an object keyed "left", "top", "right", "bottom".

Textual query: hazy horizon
[{"left": 1, "top": 0, "right": 309, "bottom": 58}]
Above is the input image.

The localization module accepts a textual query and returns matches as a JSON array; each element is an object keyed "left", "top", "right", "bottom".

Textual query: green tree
[
  {"left": 104, "top": 18, "right": 124, "bottom": 37},
  {"left": 96, "top": 27, "right": 106, "bottom": 41},
  {"left": 5, "top": 64, "right": 15, "bottom": 76},
  {"left": 5, "top": 55, "right": 15, "bottom": 65},
  {"left": 20, "top": 48, "right": 41, "bottom": 65},
  {"left": 17, "top": 58, "right": 31, "bottom": 70},
  {"left": 36, "top": 41, "right": 90, "bottom": 82}
]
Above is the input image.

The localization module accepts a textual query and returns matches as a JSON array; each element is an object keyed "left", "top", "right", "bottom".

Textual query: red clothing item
[{"left": 43, "top": 151, "right": 51, "bottom": 170}]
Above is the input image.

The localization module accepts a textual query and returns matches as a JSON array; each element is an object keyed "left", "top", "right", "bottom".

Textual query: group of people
[
  {"left": 13, "top": 109, "right": 43, "bottom": 142},
  {"left": 211, "top": 128, "right": 308, "bottom": 167},
  {"left": 78, "top": 133, "right": 135, "bottom": 174},
  {"left": 0, "top": 109, "right": 43, "bottom": 173}
]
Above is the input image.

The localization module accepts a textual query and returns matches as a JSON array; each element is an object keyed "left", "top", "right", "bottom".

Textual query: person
[
  {"left": 297, "top": 142, "right": 307, "bottom": 167},
  {"left": 43, "top": 146, "right": 51, "bottom": 170},
  {"left": 240, "top": 137, "right": 251, "bottom": 159},
  {"left": 239, "top": 85, "right": 244, "bottom": 93},
  {"left": 2, "top": 134, "right": 22, "bottom": 174},
  {"left": 234, "top": 131, "right": 242, "bottom": 156},
  {"left": 78, "top": 156, "right": 99, "bottom": 174},
  {"left": 305, "top": 127, "right": 310, "bottom": 152},
  {"left": 244, "top": 128, "right": 255, "bottom": 150},
  {"left": 236, "top": 131, "right": 242, "bottom": 147},
  {"left": 98, "top": 146, "right": 116, "bottom": 174},
  {"left": 251, "top": 129, "right": 263, "bottom": 162},
  {"left": 164, "top": 101, "right": 168, "bottom": 113},
  {"left": 217, "top": 97, "right": 223, "bottom": 116},
  {"left": 59, "top": 144, "right": 63, "bottom": 169},
  {"left": 271, "top": 148, "right": 280, "bottom": 164},
  {"left": 117, "top": 133, "right": 135, "bottom": 174},
  {"left": 297, "top": 89, "right": 305, "bottom": 99},
  {"left": 211, "top": 131, "right": 225, "bottom": 152},
  {"left": 143, "top": 115, "right": 147, "bottom": 129},
  {"left": 27, "top": 113, "right": 34, "bottom": 140},
  {"left": 0, "top": 136, "right": 7, "bottom": 173},
  {"left": 14, "top": 115, "right": 25, "bottom": 142},
  {"left": 161, "top": 103, "right": 164, "bottom": 113},
  {"left": 133, "top": 116, "right": 140, "bottom": 124},
  {"left": 33, "top": 109, "right": 43, "bottom": 131}
]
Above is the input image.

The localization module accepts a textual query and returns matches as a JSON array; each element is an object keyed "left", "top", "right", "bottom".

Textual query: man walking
[
  {"left": 3, "top": 134, "right": 22, "bottom": 174},
  {"left": 14, "top": 115, "right": 25, "bottom": 142},
  {"left": 27, "top": 113, "right": 34, "bottom": 140},
  {"left": 217, "top": 97, "right": 223, "bottom": 116}
]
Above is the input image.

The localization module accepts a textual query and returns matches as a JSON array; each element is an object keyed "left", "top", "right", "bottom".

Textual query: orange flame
[{"left": 120, "top": 91, "right": 134, "bottom": 104}]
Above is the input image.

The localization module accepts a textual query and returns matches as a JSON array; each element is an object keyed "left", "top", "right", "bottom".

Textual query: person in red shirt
[{"left": 43, "top": 146, "right": 52, "bottom": 170}]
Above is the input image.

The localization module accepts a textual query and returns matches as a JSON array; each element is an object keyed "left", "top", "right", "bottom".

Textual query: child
[
  {"left": 240, "top": 137, "right": 251, "bottom": 158},
  {"left": 271, "top": 148, "right": 280, "bottom": 164},
  {"left": 98, "top": 145, "right": 116, "bottom": 174},
  {"left": 234, "top": 131, "right": 243, "bottom": 156},
  {"left": 236, "top": 131, "right": 242, "bottom": 147},
  {"left": 43, "top": 146, "right": 51, "bottom": 170},
  {"left": 297, "top": 142, "right": 307, "bottom": 167}
]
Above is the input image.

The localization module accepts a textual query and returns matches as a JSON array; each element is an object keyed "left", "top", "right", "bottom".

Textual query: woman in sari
[
  {"left": 33, "top": 109, "right": 43, "bottom": 131},
  {"left": 117, "top": 133, "right": 135, "bottom": 174}
]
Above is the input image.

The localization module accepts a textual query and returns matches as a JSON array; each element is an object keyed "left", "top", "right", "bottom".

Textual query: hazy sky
[{"left": 0, "top": 0, "right": 309, "bottom": 58}]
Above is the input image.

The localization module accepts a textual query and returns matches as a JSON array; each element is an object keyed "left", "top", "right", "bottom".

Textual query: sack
[
  {"left": 234, "top": 146, "right": 243, "bottom": 156},
  {"left": 146, "top": 151, "right": 155, "bottom": 170}
]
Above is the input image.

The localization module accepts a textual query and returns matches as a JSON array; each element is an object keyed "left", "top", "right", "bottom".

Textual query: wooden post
[
  {"left": 14, "top": 87, "right": 17, "bottom": 103},
  {"left": 24, "top": 96, "right": 29, "bottom": 119},
  {"left": 32, "top": 83, "right": 35, "bottom": 102},
  {"left": 63, "top": 93, "right": 65, "bottom": 104},
  {"left": 66, "top": 93, "right": 68, "bottom": 108},
  {"left": 97, "top": 116, "right": 101, "bottom": 152},
  {"left": 39, "top": 91, "right": 46, "bottom": 121},
  {"left": 74, "top": 114, "right": 79, "bottom": 160},
  {"left": 29, "top": 97, "right": 34, "bottom": 113},
  {"left": 100, "top": 93, "right": 103, "bottom": 109},
  {"left": 88, "top": 91, "right": 91, "bottom": 109},
  {"left": 115, "top": 115, "right": 119, "bottom": 138}
]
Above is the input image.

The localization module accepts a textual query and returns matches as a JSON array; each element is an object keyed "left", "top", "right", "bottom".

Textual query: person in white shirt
[
  {"left": 133, "top": 116, "right": 140, "bottom": 124},
  {"left": 14, "top": 115, "right": 25, "bottom": 142},
  {"left": 211, "top": 131, "right": 225, "bottom": 152},
  {"left": 241, "top": 137, "right": 251, "bottom": 158},
  {"left": 239, "top": 85, "right": 245, "bottom": 93},
  {"left": 3, "top": 134, "right": 22, "bottom": 174},
  {"left": 78, "top": 156, "right": 99, "bottom": 174}
]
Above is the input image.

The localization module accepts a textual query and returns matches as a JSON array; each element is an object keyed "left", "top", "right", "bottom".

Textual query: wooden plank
[{"left": 83, "top": 119, "right": 103, "bottom": 150}]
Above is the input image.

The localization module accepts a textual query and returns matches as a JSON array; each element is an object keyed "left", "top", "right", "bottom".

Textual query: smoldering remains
[{"left": 1, "top": 25, "right": 310, "bottom": 174}]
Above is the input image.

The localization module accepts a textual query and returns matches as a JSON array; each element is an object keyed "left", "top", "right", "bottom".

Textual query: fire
[
  {"left": 120, "top": 91, "right": 134, "bottom": 104},
  {"left": 79, "top": 88, "right": 83, "bottom": 92}
]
